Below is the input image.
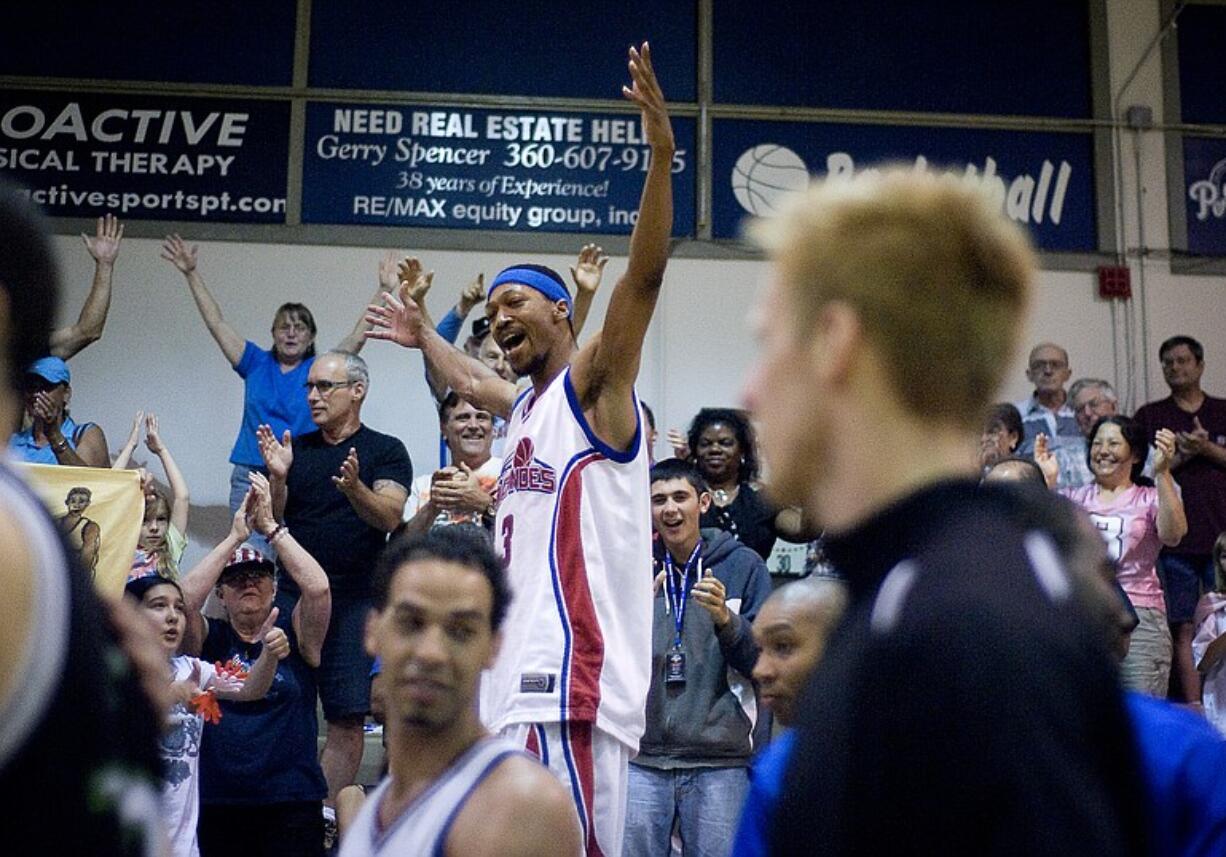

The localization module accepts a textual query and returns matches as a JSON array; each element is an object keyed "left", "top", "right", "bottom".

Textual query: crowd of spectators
[{"left": 7, "top": 203, "right": 1226, "bottom": 857}]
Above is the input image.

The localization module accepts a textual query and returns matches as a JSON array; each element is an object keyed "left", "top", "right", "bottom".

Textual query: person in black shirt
[
  {"left": 0, "top": 181, "right": 163, "bottom": 855},
  {"left": 258, "top": 349, "right": 412, "bottom": 820},
  {"left": 739, "top": 167, "right": 1147, "bottom": 855}
]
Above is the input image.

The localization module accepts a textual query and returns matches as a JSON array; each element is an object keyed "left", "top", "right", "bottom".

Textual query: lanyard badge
[{"left": 663, "top": 541, "right": 702, "bottom": 685}]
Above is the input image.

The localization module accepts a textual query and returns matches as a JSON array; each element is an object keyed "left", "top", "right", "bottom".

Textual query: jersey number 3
[{"left": 501, "top": 514, "right": 514, "bottom": 564}]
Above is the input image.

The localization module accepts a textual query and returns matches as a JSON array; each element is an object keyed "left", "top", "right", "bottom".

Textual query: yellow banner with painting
[{"left": 16, "top": 463, "right": 142, "bottom": 597}]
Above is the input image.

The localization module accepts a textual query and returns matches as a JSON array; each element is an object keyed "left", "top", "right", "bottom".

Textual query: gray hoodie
[{"left": 634, "top": 528, "right": 773, "bottom": 769}]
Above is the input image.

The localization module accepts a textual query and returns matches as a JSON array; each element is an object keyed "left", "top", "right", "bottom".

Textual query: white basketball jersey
[
  {"left": 338, "top": 737, "right": 522, "bottom": 857},
  {"left": 482, "top": 367, "right": 653, "bottom": 751}
]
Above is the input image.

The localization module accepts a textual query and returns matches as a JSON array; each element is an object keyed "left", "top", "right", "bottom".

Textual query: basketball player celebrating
[
  {"left": 341, "top": 528, "right": 580, "bottom": 856},
  {"left": 366, "top": 42, "right": 672, "bottom": 856}
]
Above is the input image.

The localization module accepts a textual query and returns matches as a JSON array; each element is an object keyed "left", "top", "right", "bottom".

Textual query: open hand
[
  {"left": 377, "top": 251, "right": 401, "bottom": 292},
  {"left": 123, "top": 410, "right": 145, "bottom": 450},
  {"left": 256, "top": 425, "right": 293, "bottom": 479},
  {"left": 667, "top": 428, "right": 690, "bottom": 460},
  {"left": 332, "top": 447, "right": 361, "bottom": 494},
  {"left": 229, "top": 489, "right": 254, "bottom": 542},
  {"left": 1033, "top": 433, "right": 1059, "bottom": 488},
  {"left": 82, "top": 213, "right": 123, "bottom": 264},
  {"left": 143, "top": 413, "right": 164, "bottom": 454},
  {"left": 622, "top": 42, "right": 674, "bottom": 153},
  {"left": 365, "top": 286, "right": 426, "bottom": 349},
  {"left": 160, "top": 234, "right": 197, "bottom": 274},
  {"left": 170, "top": 660, "right": 203, "bottom": 708},
  {"left": 458, "top": 273, "right": 485, "bottom": 316},
  {"left": 570, "top": 244, "right": 608, "bottom": 295},
  {"left": 247, "top": 472, "right": 278, "bottom": 535},
  {"left": 1176, "top": 416, "right": 1211, "bottom": 458}
]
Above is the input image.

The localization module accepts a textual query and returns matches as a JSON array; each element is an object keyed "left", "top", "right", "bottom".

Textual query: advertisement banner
[
  {"left": 302, "top": 103, "right": 696, "bottom": 236},
  {"left": 1183, "top": 136, "right": 1226, "bottom": 256},
  {"left": 712, "top": 119, "right": 1098, "bottom": 252},
  {"left": 17, "top": 463, "right": 143, "bottom": 597},
  {"left": 0, "top": 90, "right": 290, "bottom": 223}
]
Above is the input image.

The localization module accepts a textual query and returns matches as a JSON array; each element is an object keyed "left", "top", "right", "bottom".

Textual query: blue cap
[{"left": 27, "top": 356, "right": 69, "bottom": 385}]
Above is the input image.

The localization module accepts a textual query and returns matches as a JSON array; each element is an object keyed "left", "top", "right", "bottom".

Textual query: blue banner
[
  {"left": 1184, "top": 136, "right": 1226, "bottom": 256},
  {"left": 712, "top": 119, "right": 1098, "bottom": 252},
  {"left": 302, "top": 103, "right": 696, "bottom": 236},
  {"left": 0, "top": 91, "right": 290, "bottom": 223}
]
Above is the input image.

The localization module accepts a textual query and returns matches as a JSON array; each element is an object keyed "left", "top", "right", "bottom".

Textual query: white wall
[{"left": 42, "top": 0, "right": 1225, "bottom": 566}]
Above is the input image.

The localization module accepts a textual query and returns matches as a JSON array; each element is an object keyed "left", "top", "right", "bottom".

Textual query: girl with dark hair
[
  {"left": 160, "top": 235, "right": 389, "bottom": 546},
  {"left": 682, "top": 408, "right": 813, "bottom": 560},
  {"left": 1036, "top": 416, "right": 1187, "bottom": 696}
]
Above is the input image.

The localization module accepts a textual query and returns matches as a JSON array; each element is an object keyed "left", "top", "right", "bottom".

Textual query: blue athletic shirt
[{"left": 230, "top": 341, "right": 316, "bottom": 467}]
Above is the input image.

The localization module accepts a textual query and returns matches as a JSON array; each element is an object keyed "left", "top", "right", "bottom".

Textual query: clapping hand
[
  {"left": 332, "top": 448, "right": 361, "bottom": 495},
  {"left": 247, "top": 472, "right": 278, "bottom": 536},
  {"left": 1175, "top": 417, "right": 1211, "bottom": 459},
  {"left": 1152, "top": 428, "right": 1178, "bottom": 473},
  {"left": 256, "top": 425, "right": 293, "bottom": 479},
  {"left": 144, "top": 413, "right": 165, "bottom": 454},
  {"left": 377, "top": 251, "right": 400, "bottom": 293},
  {"left": 82, "top": 214, "right": 123, "bottom": 264},
  {"left": 1033, "top": 433, "right": 1059, "bottom": 488}
]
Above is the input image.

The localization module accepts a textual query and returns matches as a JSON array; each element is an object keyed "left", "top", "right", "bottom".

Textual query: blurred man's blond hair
[{"left": 750, "top": 167, "right": 1035, "bottom": 428}]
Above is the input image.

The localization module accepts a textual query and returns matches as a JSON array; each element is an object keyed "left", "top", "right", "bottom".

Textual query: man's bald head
[{"left": 752, "top": 577, "right": 848, "bottom": 727}]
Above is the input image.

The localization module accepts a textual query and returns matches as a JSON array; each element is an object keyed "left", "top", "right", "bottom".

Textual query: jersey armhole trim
[{"left": 562, "top": 371, "right": 640, "bottom": 464}]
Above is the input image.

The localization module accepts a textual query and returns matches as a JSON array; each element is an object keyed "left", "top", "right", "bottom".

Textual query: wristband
[
  {"left": 51, "top": 438, "right": 69, "bottom": 453},
  {"left": 268, "top": 525, "right": 288, "bottom": 545}
]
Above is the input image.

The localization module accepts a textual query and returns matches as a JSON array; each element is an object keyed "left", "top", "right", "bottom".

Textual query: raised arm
[
  {"left": 570, "top": 43, "right": 674, "bottom": 449},
  {"left": 144, "top": 413, "right": 190, "bottom": 535},
  {"left": 112, "top": 411, "right": 144, "bottom": 469},
  {"left": 1152, "top": 429, "right": 1188, "bottom": 547},
  {"left": 366, "top": 259, "right": 518, "bottom": 417},
  {"left": 161, "top": 235, "right": 245, "bottom": 367},
  {"left": 249, "top": 472, "right": 331, "bottom": 666},
  {"left": 337, "top": 251, "right": 400, "bottom": 354},
  {"left": 425, "top": 274, "right": 486, "bottom": 401},
  {"left": 569, "top": 243, "right": 608, "bottom": 340},
  {"left": 179, "top": 497, "right": 253, "bottom": 655},
  {"left": 49, "top": 214, "right": 123, "bottom": 359}
]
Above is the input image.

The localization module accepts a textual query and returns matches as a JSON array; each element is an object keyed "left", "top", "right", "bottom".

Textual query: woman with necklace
[{"left": 682, "top": 408, "right": 814, "bottom": 561}]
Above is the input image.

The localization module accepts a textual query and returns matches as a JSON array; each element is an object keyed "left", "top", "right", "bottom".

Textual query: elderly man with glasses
[
  {"left": 256, "top": 349, "right": 412, "bottom": 845},
  {"left": 1014, "top": 344, "right": 1085, "bottom": 484}
]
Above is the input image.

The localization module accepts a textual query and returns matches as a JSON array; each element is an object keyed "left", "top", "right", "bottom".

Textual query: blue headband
[{"left": 489, "top": 267, "right": 572, "bottom": 317}]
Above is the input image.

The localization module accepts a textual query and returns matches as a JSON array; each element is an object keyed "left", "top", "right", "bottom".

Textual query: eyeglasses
[
  {"left": 275, "top": 322, "right": 311, "bottom": 334},
  {"left": 303, "top": 380, "right": 354, "bottom": 395}
]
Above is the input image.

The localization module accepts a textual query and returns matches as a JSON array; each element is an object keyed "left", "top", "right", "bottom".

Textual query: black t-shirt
[
  {"left": 772, "top": 480, "right": 1148, "bottom": 856},
  {"left": 700, "top": 483, "right": 780, "bottom": 560},
  {"left": 0, "top": 465, "right": 163, "bottom": 855},
  {"left": 281, "top": 425, "right": 412, "bottom": 596}
]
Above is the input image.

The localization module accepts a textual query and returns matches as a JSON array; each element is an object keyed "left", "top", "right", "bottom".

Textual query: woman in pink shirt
[{"left": 1037, "top": 416, "right": 1187, "bottom": 696}]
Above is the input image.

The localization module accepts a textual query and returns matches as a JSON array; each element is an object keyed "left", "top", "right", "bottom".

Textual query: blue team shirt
[{"left": 229, "top": 341, "right": 315, "bottom": 467}]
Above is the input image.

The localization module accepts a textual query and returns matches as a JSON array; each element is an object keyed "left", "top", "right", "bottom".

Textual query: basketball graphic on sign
[
  {"left": 731, "top": 145, "right": 810, "bottom": 216},
  {"left": 513, "top": 438, "right": 535, "bottom": 467}
]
